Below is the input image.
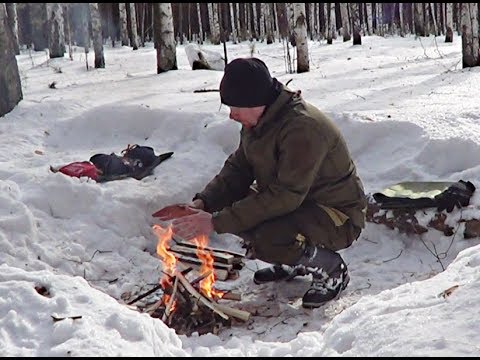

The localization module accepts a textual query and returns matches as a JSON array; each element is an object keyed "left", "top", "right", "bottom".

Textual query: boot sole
[{"left": 302, "top": 274, "right": 350, "bottom": 309}]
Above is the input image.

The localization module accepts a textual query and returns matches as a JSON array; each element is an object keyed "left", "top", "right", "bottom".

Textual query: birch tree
[
  {"left": 5, "top": 3, "right": 19, "bottom": 54},
  {"left": 445, "top": 3, "right": 454, "bottom": 42},
  {"left": 414, "top": 3, "right": 425, "bottom": 36},
  {"left": 47, "top": 3, "right": 65, "bottom": 58},
  {"left": 0, "top": 3, "right": 23, "bottom": 117},
  {"left": 30, "top": 3, "right": 48, "bottom": 51},
  {"left": 229, "top": 3, "right": 237, "bottom": 43},
  {"left": 119, "top": 3, "right": 129, "bottom": 46},
  {"left": 460, "top": 3, "right": 480, "bottom": 68},
  {"left": 340, "top": 3, "right": 351, "bottom": 42},
  {"left": 196, "top": 3, "right": 203, "bottom": 43},
  {"left": 293, "top": 3, "right": 309, "bottom": 73},
  {"left": 153, "top": 3, "right": 177, "bottom": 73},
  {"left": 350, "top": 3, "right": 362, "bottom": 45},
  {"left": 365, "top": 3, "right": 373, "bottom": 35},
  {"left": 207, "top": 3, "right": 220, "bottom": 44},
  {"left": 129, "top": 3, "right": 139, "bottom": 49},
  {"left": 89, "top": 3, "right": 104, "bottom": 68}
]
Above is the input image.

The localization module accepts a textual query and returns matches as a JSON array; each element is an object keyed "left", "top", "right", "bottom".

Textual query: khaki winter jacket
[{"left": 195, "top": 87, "right": 367, "bottom": 235}]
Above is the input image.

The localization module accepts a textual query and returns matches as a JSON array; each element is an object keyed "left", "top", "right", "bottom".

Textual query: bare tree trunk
[
  {"left": 119, "top": 3, "right": 129, "bottom": 46},
  {"left": 64, "top": 4, "right": 73, "bottom": 60},
  {"left": 365, "top": 3, "right": 373, "bottom": 35},
  {"left": 89, "top": 3, "right": 104, "bottom": 68},
  {"left": 30, "top": 3, "right": 48, "bottom": 51},
  {"left": 229, "top": 3, "right": 237, "bottom": 43},
  {"left": 330, "top": 3, "right": 337, "bottom": 40},
  {"left": 428, "top": 3, "right": 438, "bottom": 35},
  {"left": 460, "top": 3, "right": 480, "bottom": 68},
  {"left": 129, "top": 3, "right": 139, "bottom": 49},
  {"left": 235, "top": 3, "right": 242, "bottom": 41},
  {"left": 313, "top": 3, "right": 319, "bottom": 40},
  {"left": 140, "top": 3, "right": 146, "bottom": 46},
  {"left": 399, "top": 3, "right": 405, "bottom": 37},
  {"left": 0, "top": 3, "right": 23, "bottom": 117},
  {"left": 293, "top": 3, "right": 309, "bottom": 73},
  {"left": 414, "top": 3, "right": 425, "bottom": 36},
  {"left": 340, "top": 3, "right": 351, "bottom": 42},
  {"left": 350, "top": 3, "right": 362, "bottom": 45},
  {"left": 47, "top": 3, "right": 65, "bottom": 59},
  {"left": 267, "top": 4, "right": 275, "bottom": 43},
  {"left": 258, "top": 3, "right": 266, "bottom": 42},
  {"left": 207, "top": 3, "right": 220, "bottom": 44},
  {"left": 196, "top": 3, "right": 203, "bottom": 43},
  {"left": 5, "top": 3, "right": 19, "bottom": 54},
  {"left": 153, "top": 3, "right": 177, "bottom": 73},
  {"left": 445, "top": 3, "right": 453, "bottom": 42}
]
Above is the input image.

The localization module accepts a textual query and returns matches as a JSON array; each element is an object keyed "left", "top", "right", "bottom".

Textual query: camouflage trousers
[{"left": 239, "top": 202, "right": 362, "bottom": 266}]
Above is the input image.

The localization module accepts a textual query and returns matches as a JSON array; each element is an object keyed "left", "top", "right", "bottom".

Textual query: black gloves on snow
[{"left": 435, "top": 180, "right": 476, "bottom": 213}]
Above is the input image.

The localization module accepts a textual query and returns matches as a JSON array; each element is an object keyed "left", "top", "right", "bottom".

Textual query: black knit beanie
[{"left": 220, "top": 57, "right": 280, "bottom": 108}]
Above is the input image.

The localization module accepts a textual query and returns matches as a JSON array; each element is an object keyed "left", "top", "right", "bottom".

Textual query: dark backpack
[{"left": 89, "top": 144, "right": 173, "bottom": 182}]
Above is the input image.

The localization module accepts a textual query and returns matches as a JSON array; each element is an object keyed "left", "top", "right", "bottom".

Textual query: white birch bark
[
  {"left": 235, "top": 3, "right": 242, "bottom": 41},
  {"left": 313, "top": 3, "right": 319, "bottom": 40},
  {"left": 89, "top": 3, "right": 104, "bottom": 68},
  {"left": 445, "top": 3, "right": 453, "bottom": 42},
  {"left": 229, "top": 3, "right": 237, "bottom": 43},
  {"left": 5, "top": 3, "right": 19, "bottom": 54},
  {"left": 119, "top": 3, "right": 129, "bottom": 46},
  {"left": 252, "top": 3, "right": 258, "bottom": 39},
  {"left": 399, "top": 3, "right": 405, "bottom": 37},
  {"left": 153, "top": 3, "right": 177, "bottom": 73},
  {"left": 207, "top": 3, "right": 220, "bottom": 44},
  {"left": 377, "top": 3, "right": 384, "bottom": 36},
  {"left": 324, "top": 3, "right": 330, "bottom": 43},
  {"left": 46, "top": 3, "right": 65, "bottom": 59},
  {"left": 196, "top": 3, "right": 203, "bottom": 43},
  {"left": 245, "top": 3, "right": 251, "bottom": 39},
  {"left": 365, "top": 3, "right": 373, "bottom": 35},
  {"left": 331, "top": 3, "right": 337, "bottom": 39},
  {"left": 429, "top": 3, "right": 438, "bottom": 35},
  {"left": 259, "top": 3, "right": 266, "bottom": 41},
  {"left": 293, "top": 2, "right": 309, "bottom": 73},
  {"left": 340, "top": 3, "right": 351, "bottom": 42},
  {"left": 414, "top": 3, "right": 425, "bottom": 36},
  {"left": 265, "top": 4, "right": 274, "bottom": 44},
  {"left": 460, "top": 3, "right": 480, "bottom": 68},
  {"left": 129, "top": 3, "right": 139, "bottom": 49},
  {"left": 350, "top": 3, "right": 361, "bottom": 45},
  {"left": 308, "top": 2, "right": 314, "bottom": 40},
  {"left": 0, "top": 2, "right": 23, "bottom": 116}
]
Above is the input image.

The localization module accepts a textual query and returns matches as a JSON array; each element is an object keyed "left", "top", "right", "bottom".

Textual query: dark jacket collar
[{"left": 249, "top": 85, "right": 298, "bottom": 137}]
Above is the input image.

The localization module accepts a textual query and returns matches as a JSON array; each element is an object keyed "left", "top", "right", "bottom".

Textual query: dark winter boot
[
  {"left": 253, "top": 264, "right": 307, "bottom": 285},
  {"left": 297, "top": 245, "right": 350, "bottom": 309}
]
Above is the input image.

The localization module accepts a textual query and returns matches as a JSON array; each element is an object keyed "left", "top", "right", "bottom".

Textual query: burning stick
[
  {"left": 162, "top": 276, "right": 179, "bottom": 322},
  {"left": 176, "top": 271, "right": 229, "bottom": 320}
]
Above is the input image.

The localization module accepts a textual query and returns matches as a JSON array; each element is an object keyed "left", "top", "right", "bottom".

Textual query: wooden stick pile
[{"left": 125, "top": 239, "right": 250, "bottom": 336}]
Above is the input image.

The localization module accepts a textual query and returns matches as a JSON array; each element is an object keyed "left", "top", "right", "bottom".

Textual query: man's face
[{"left": 228, "top": 106, "right": 266, "bottom": 129}]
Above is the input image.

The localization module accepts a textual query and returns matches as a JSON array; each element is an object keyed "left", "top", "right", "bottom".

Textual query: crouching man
[{"left": 157, "top": 57, "right": 367, "bottom": 308}]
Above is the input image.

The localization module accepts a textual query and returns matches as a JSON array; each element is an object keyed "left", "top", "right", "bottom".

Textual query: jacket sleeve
[
  {"left": 194, "top": 138, "right": 254, "bottom": 212},
  {"left": 212, "top": 120, "right": 328, "bottom": 234}
]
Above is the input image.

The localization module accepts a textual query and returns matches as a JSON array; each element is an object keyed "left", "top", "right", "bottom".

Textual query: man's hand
[
  {"left": 152, "top": 204, "right": 197, "bottom": 220},
  {"left": 191, "top": 198, "right": 205, "bottom": 210},
  {"left": 152, "top": 199, "right": 205, "bottom": 219},
  {"left": 171, "top": 209, "right": 214, "bottom": 240}
]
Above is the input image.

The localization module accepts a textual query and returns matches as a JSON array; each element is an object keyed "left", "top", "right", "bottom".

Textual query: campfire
[{"left": 125, "top": 224, "right": 250, "bottom": 336}]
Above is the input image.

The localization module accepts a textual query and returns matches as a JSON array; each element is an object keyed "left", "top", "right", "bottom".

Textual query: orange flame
[
  {"left": 152, "top": 224, "right": 223, "bottom": 312},
  {"left": 193, "top": 235, "right": 224, "bottom": 299},
  {"left": 153, "top": 224, "right": 176, "bottom": 307}
]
